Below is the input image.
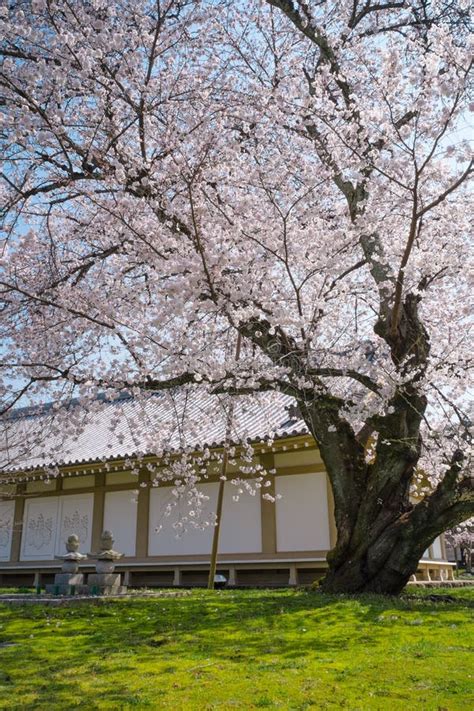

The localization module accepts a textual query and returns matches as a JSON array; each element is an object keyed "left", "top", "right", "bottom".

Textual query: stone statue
[
  {"left": 90, "top": 530, "right": 124, "bottom": 573},
  {"left": 66, "top": 534, "right": 80, "bottom": 552},
  {"left": 55, "top": 534, "right": 87, "bottom": 573},
  {"left": 98, "top": 530, "right": 122, "bottom": 557},
  {"left": 90, "top": 531, "right": 124, "bottom": 573}
]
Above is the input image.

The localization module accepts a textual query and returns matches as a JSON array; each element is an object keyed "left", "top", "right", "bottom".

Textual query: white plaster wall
[
  {"left": 103, "top": 490, "right": 138, "bottom": 557},
  {"left": 219, "top": 483, "right": 262, "bottom": 554},
  {"left": 432, "top": 536, "right": 443, "bottom": 559},
  {"left": 148, "top": 483, "right": 218, "bottom": 556},
  {"left": 21, "top": 496, "right": 59, "bottom": 560},
  {"left": 148, "top": 481, "right": 262, "bottom": 556},
  {"left": 275, "top": 473, "right": 330, "bottom": 551},
  {"left": 55, "top": 493, "right": 94, "bottom": 555},
  {"left": 0, "top": 499, "right": 15, "bottom": 562}
]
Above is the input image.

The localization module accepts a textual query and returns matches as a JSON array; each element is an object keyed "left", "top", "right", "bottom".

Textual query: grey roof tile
[{"left": 0, "top": 390, "right": 308, "bottom": 473}]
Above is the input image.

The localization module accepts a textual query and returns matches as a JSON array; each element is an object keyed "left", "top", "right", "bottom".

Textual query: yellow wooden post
[{"left": 207, "top": 333, "right": 241, "bottom": 590}]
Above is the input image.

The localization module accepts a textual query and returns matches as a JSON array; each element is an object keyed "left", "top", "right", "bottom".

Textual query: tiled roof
[{"left": 0, "top": 390, "right": 309, "bottom": 474}]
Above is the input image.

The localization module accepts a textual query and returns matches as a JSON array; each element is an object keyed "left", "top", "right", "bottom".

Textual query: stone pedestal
[
  {"left": 87, "top": 572, "right": 125, "bottom": 594},
  {"left": 56, "top": 573, "right": 84, "bottom": 585},
  {"left": 45, "top": 572, "right": 85, "bottom": 595},
  {"left": 88, "top": 573, "right": 121, "bottom": 587}
]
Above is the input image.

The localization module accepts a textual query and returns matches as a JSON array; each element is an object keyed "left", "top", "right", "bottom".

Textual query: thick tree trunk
[
  {"left": 315, "top": 448, "right": 472, "bottom": 594},
  {"left": 321, "top": 525, "right": 424, "bottom": 595},
  {"left": 245, "top": 298, "right": 473, "bottom": 595},
  {"left": 319, "top": 466, "right": 429, "bottom": 595},
  {"left": 296, "top": 390, "right": 472, "bottom": 595}
]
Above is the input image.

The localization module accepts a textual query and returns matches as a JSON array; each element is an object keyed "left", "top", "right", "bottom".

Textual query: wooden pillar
[
  {"left": 260, "top": 452, "right": 277, "bottom": 554},
  {"left": 10, "top": 483, "right": 26, "bottom": 562},
  {"left": 135, "top": 470, "right": 150, "bottom": 558},
  {"left": 288, "top": 564, "right": 298, "bottom": 586},
  {"left": 422, "top": 567, "right": 431, "bottom": 581},
  {"left": 91, "top": 473, "right": 105, "bottom": 551}
]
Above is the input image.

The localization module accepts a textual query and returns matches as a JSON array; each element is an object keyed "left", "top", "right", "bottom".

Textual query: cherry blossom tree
[{"left": 1, "top": 0, "right": 472, "bottom": 593}]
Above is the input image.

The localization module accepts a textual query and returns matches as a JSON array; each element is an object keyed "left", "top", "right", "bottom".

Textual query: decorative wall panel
[
  {"left": 275, "top": 473, "right": 330, "bottom": 552},
  {"left": 56, "top": 494, "right": 94, "bottom": 555},
  {"left": 0, "top": 500, "right": 15, "bottom": 562},
  {"left": 103, "top": 490, "right": 138, "bottom": 556},
  {"left": 21, "top": 496, "right": 59, "bottom": 560},
  {"left": 21, "top": 494, "right": 93, "bottom": 560}
]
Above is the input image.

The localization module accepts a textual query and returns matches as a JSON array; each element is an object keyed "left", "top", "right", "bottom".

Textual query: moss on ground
[{"left": 0, "top": 587, "right": 472, "bottom": 710}]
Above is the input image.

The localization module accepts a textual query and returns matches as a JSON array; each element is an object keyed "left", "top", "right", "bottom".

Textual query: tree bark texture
[{"left": 299, "top": 391, "right": 471, "bottom": 594}]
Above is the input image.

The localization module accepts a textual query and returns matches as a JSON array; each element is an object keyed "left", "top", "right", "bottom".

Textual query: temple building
[{"left": 0, "top": 392, "right": 454, "bottom": 588}]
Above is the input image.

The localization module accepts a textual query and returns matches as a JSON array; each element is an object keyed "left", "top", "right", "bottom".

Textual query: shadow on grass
[{"left": 0, "top": 588, "right": 472, "bottom": 709}]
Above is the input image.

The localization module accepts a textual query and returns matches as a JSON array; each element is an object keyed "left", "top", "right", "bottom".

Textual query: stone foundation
[
  {"left": 45, "top": 572, "right": 85, "bottom": 595},
  {"left": 87, "top": 572, "right": 121, "bottom": 587}
]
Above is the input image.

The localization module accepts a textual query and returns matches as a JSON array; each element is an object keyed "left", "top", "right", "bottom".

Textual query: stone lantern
[
  {"left": 87, "top": 530, "right": 127, "bottom": 595},
  {"left": 45, "top": 534, "right": 87, "bottom": 594}
]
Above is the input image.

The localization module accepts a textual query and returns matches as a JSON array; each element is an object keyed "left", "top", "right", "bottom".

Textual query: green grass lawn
[{"left": 0, "top": 587, "right": 472, "bottom": 710}]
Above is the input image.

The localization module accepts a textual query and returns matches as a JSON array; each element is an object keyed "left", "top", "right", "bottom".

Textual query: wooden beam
[
  {"left": 135, "top": 470, "right": 151, "bottom": 558},
  {"left": 91, "top": 472, "right": 105, "bottom": 551},
  {"left": 10, "top": 483, "right": 26, "bottom": 562},
  {"left": 260, "top": 452, "right": 277, "bottom": 554}
]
